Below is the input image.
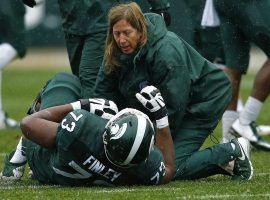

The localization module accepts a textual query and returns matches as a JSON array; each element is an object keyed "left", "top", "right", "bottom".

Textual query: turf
[{"left": 0, "top": 68, "right": 270, "bottom": 199}]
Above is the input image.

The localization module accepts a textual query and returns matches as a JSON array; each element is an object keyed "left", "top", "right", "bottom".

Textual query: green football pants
[
  {"left": 40, "top": 72, "right": 81, "bottom": 110},
  {"left": 214, "top": 0, "right": 270, "bottom": 73},
  {"left": 173, "top": 128, "right": 238, "bottom": 180},
  {"left": 65, "top": 32, "right": 106, "bottom": 98}
]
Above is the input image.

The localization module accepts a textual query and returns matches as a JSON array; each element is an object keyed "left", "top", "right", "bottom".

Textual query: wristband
[
  {"left": 156, "top": 116, "right": 169, "bottom": 129},
  {"left": 70, "top": 101, "right": 81, "bottom": 110}
]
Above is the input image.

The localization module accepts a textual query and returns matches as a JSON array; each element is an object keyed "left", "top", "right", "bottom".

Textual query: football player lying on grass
[{"left": 0, "top": 79, "right": 174, "bottom": 186}]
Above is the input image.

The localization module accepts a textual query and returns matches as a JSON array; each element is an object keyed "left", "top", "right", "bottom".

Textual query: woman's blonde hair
[{"left": 104, "top": 2, "right": 148, "bottom": 74}]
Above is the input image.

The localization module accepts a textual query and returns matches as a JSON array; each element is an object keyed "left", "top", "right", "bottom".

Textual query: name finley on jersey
[{"left": 83, "top": 155, "right": 121, "bottom": 182}]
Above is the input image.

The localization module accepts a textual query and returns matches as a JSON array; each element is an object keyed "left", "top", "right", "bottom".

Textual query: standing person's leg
[
  {"left": 64, "top": 32, "right": 106, "bottom": 98},
  {"left": 198, "top": 27, "right": 225, "bottom": 65},
  {"left": 222, "top": 0, "right": 270, "bottom": 150},
  {"left": 0, "top": 1, "right": 27, "bottom": 129},
  {"left": 221, "top": 66, "right": 242, "bottom": 143},
  {"left": 235, "top": 0, "right": 270, "bottom": 129},
  {"left": 79, "top": 32, "right": 106, "bottom": 98},
  {"left": 214, "top": 1, "right": 251, "bottom": 143},
  {"left": 230, "top": 64, "right": 270, "bottom": 150},
  {"left": 168, "top": 0, "right": 196, "bottom": 48},
  {"left": 236, "top": 59, "right": 270, "bottom": 128},
  {"left": 246, "top": 59, "right": 270, "bottom": 136},
  {"left": 64, "top": 33, "right": 84, "bottom": 76}
]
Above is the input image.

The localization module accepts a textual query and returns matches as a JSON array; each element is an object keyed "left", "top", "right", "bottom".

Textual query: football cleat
[
  {"left": 0, "top": 112, "right": 19, "bottom": 130},
  {"left": 229, "top": 119, "right": 270, "bottom": 151},
  {"left": 0, "top": 151, "right": 26, "bottom": 181},
  {"left": 257, "top": 125, "right": 270, "bottom": 136},
  {"left": 231, "top": 137, "right": 253, "bottom": 180},
  {"left": 29, "top": 169, "right": 36, "bottom": 180}
]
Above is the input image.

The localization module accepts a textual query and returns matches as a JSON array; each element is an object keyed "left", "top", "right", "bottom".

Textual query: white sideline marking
[
  {"left": 0, "top": 185, "right": 60, "bottom": 190},
  {"left": 0, "top": 185, "right": 270, "bottom": 200},
  {"left": 255, "top": 172, "right": 270, "bottom": 176},
  {"left": 177, "top": 193, "right": 270, "bottom": 199}
]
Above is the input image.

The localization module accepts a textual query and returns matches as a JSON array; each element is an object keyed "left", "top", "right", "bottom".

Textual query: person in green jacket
[
  {"left": 22, "top": 0, "right": 171, "bottom": 98},
  {"left": 92, "top": 2, "right": 253, "bottom": 181}
]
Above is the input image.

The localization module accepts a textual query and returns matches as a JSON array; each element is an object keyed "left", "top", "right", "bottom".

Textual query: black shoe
[{"left": 231, "top": 138, "right": 253, "bottom": 180}]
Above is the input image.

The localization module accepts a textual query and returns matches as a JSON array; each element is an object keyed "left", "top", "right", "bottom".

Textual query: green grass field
[{"left": 0, "top": 68, "right": 270, "bottom": 199}]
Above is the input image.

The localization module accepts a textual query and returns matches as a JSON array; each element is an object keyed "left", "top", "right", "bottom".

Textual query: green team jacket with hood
[
  {"left": 93, "top": 13, "right": 231, "bottom": 136},
  {"left": 58, "top": 0, "right": 170, "bottom": 35}
]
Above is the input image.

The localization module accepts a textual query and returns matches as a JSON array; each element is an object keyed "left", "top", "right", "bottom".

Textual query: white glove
[
  {"left": 136, "top": 85, "right": 168, "bottom": 129},
  {"left": 71, "top": 98, "right": 118, "bottom": 120}
]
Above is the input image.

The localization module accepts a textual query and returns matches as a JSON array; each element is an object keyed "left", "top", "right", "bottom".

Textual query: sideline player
[
  {"left": 214, "top": 0, "right": 270, "bottom": 150},
  {"left": 0, "top": 0, "right": 27, "bottom": 129}
]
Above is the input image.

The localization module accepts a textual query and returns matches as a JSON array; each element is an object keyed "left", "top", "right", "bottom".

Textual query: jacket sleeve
[
  {"left": 149, "top": 40, "right": 191, "bottom": 129},
  {"left": 147, "top": 0, "right": 170, "bottom": 10},
  {"left": 92, "top": 66, "right": 120, "bottom": 103}
]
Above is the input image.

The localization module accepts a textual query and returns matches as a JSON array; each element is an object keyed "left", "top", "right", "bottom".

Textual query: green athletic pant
[
  {"left": 65, "top": 32, "right": 106, "bottom": 98},
  {"left": 168, "top": 0, "right": 196, "bottom": 47},
  {"left": 173, "top": 128, "right": 238, "bottom": 180},
  {"left": 197, "top": 27, "right": 225, "bottom": 63},
  {"left": 26, "top": 72, "right": 81, "bottom": 184},
  {"left": 40, "top": 72, "right": 81, "bottom": 110},
  {"left": 214, "top": 0, "right": 270, "bottom": 73}
]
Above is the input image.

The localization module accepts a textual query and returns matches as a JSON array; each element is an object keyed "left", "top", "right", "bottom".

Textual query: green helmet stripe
[{"left": 123, "top": 115, "right": 147, "bottom": 165}]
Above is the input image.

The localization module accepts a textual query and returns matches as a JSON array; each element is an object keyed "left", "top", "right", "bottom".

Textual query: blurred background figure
[
  {"left": 168, "top": 0, "right": 270, "bottom": 139},
  {"left": 214, "top": 0, "right": 270, "bottom": 150},
  {"left": 24, "top": 0, "right": 45, "bottom": 30},
  {"left": 166, "top": 0, "right": 225, "bottom": 66},
  {"left": 0, "top": 0, "right": 27, "bottom": 129}
]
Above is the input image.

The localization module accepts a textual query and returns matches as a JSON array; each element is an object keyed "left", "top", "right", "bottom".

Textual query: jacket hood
[{"left": 145, "top": 13, "right": 168, "bottom": 47}]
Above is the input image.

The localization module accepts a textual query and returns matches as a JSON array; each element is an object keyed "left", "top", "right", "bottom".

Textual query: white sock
[
  {"left": 239, "top": 96, "right": 263, "bottom": 125},
  {"left": 0, "top": 71, "right": 6, "bottom": 122},
  {"left": 222, "top": 110, "right": 239, "bottom": 143},
  {"left": 10, "top": 137, "right": 27, "bottom": 164},
  {"left": 230, "top": 142, "right": 236, "bottom": 151},
  {"left": 0, "top": 111, "right": 4, "bottom": 121},
  {"left": 0, "top": 71, "right": 2, "bottom": 113},
  {"left": 0, "top": 43, "right": 18, "bottom": 69},
  {"left": 237, "top": 98, "right": 244, "bottom": 113}
]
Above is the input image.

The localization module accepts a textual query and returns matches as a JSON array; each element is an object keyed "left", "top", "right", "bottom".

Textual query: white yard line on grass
[
  {"left": 0, "top": 185, "right": 60, "bottom": 190},
  {"left": 177, "top": 193, "right": 270, "bottom": 199},
  {"left": 0, "top": 183, "right": 270, "bottom": 200},
  {"left": 0, "top": 185, "right": 270, "bottom": 200}
]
